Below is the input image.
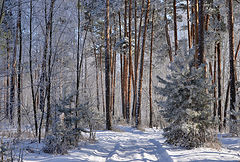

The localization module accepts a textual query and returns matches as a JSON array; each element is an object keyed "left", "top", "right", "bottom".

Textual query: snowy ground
[
  {"left": 164, "top": 134, "right": 240, "bottom": 162},
  {"left": 22, "top": 126, "right": 240, "bottom": 162}
]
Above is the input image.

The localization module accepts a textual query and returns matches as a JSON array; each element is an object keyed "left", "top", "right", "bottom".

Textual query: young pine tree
[{"left": 156, "top": 53, "right": 218, "bottom": 149}]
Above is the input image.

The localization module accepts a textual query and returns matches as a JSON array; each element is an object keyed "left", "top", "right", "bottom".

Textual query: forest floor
[{"left": 20, "top": 126, "right": 240, "bottom": 162}]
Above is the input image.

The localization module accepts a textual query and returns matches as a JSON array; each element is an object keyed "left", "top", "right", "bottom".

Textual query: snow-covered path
[
  {"left": 23, "top": 126, "right": 240, "bottom": 162},
  {"left": 81, "top": 128, "right": 172, "bottom": 162},
  {"left": 23, "top": 126, "right": 172, "bottom": 162}
]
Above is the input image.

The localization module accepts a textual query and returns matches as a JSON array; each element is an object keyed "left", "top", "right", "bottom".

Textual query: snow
[
  {"left": 162, "top": 133, "right": 240, "bottom": 162},
  {"left": 22, "top": 126, "right": 240, "bottom": 162},
  {"left": 165, "top": 144, "right": 240, "bottom": 162}
]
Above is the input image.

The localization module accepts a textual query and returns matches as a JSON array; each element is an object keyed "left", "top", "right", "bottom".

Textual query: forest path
[
  {"left": 23, "top": 126, "right": 173, "bottom": 162},
  {"left": 74, "top": 126, "right": 172, "bottom": 162}
]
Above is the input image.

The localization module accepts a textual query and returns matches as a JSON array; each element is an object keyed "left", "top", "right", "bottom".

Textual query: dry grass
[
  {"left": 204, "top": 141, "right": 222, "bottom": 150},
  {"left": 111, "top": 127, "right": 125, "bottom": 132}
]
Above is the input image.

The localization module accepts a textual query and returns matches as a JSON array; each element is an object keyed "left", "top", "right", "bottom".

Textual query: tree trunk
[
  {"left": 132, "top": 0, "right": 145, "bottom": 119},
  {"left": 213, "top": 45, "right": 217, "bottom": 118},
  {"left": 173, "top": 0, "right": 178, "bottom": 55},
  {"left": 45, "top": 0, "right": 54, "bottom": 135},
  {"left": 123, "top": 0, "right": 128, "bottom": 120},
  {"left": 39, "top": 0, "right": 55, "bottom": 143},
  {"left": 17, "top": 0, "right": 22, "bottom": 135},
  {"left": 149, "top": 9, "right": 154, "bottom": 128},
  {"left": 75, "top": 0, "right": 81, "bottom": 129},
  {"left": 164, "top": 0, "right": 173, "bottom": 62},
  {"left": 186, "top": 0, "right": 192, "bottom": 49},
  {"left": 235, "top": 38, "right": 240, "bottom": 81},
  {"left": 100, "top": 47, "right": 105, "bottom": 114},
  {"left": 0, "top": 0, "right": 5, "bottom": 22},
  {"left": 234, "top": 39, "right": 240, "bottom": 81},
  {"left": 110, "top": 25, "right": 113, "bottom": 114},
  {"left": 29, "top": 0, "right": 38, "bottom": 137},
  {"left": 217, "top": 42, "right": 223, "bottom": 131},
  {"left": 216, "top": 12, "right": 222, "bottom": 132},
  {"left": 127, "top": 0, "right": 132, "bottom": 123},
  {"left": 93, "top": 42, "right": 100, "bottom": 111},
  {"left": 136, "top": 0, "right": 150, "bottom": 128},
  {"left": 197, "top": 0, "right": 204, "bottom": 66},
  {"left": 191, "top": 1, "right": 195, "bottom": 46},
  {"left": 228, "top": 0, "right": 237, "bottom": 133},
  {"left": 235, "top": 39, "right": 240, "bottom": 61},
  {"left": 84, "top": 47, "right": 88, "bottom": 94},
  {"left": 75, "top": 2, "right": 89, "bottom": 128},
  {"left": 118, "top": 12, "right": 125, "bottom": 119},
  {"left": 112, "top": 16, "right": 117, "bottom": 116},
  {"left": 10, "top": 13, "right": 18, "bottom": 125},
  {"left": 194, "top": 0, "right": 199, "bottom": 66},
  {"left": 205, "top": 14, "right": 210, "bottom": 31},
  {"left": 224, "top": 81, "right": 230, "bottom": 128},
  {"left": 105, "top": 0, "right": 112, "bottom": 130},
  {"left": 132, "top": 0, "right": 138, "bottom": 120},
  {"left": 6, "top": 38, "right": 10, "bottom": 119}
]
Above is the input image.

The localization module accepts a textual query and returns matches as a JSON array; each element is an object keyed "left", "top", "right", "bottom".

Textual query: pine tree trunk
[
  {"left": 4, "top": 79, "right": 7, "bottom": 116},
  {"left": 149, "top": 9, "right": 154, "bottom": 128},
  {"left": 39, "top": 0, "right": 54, "bottom": 143},
  {"left": 112, "top": 16, "right": 117, "bottom": 116},
  {"left": 136, "top": 0, "right": 150, "bottom": 128},
  {"left": 0, "top": 82, "right": 1, "bottom": 112},
  {"left": 39, "top": 1, "right": 49, "bottom": 143},
  {"left": 216, "top": 11, "right": 223, "bottom": 132},
  {"left": 112, "top": 52, "right": 117, "bottom": 116},
  {"left": 197, "top": 0, "right": 204, "bottom": 66},
  {"left": 84, "top": 48, "right": 88, "bottom": 94},
  {"left": 209, "top": 61, "right": 212, "bottom": 76},
  {"left": 118, "top": 12, "right": 125, "bottom": 119},
  {"left": 75, "top": 0, "right": 81, "bottom": 129},
  {"left": 6, "top": 38, "right": 9, "bottom": 119},
  {"left": 132, "top": 0, "right": 138, "bottom": 119},
  {"left": 100, "top": 47, "right": 105, "bottom": 114},
  {"left": 35, "top": 67, "right": 39, "bottom": 111},
  {"left": 217, "top": 42, "right": 223, "bottom": 132},
  {"left": 127, "top": 0, "right": 132, "bottom": 123},
  {"left": 164, "top": 0, "right": 173, "bottom": 62},
  {"left": 213, "top": 46, "right": 217, "bottom": 118},
  {"left": 224, "top": 81, "right": 230, "bottom": 128},
  {"left": 0, "top": 3, "right": 4, "bottom": 110},
  {"left": 234, "top": 39, "right": 240, "bottom": 81},
  {"left": 110, "top": 25, "right": 113, "bottom": 114},
  {"left": 0, "top": 0, "right": 5, "bottom": 22},
  {"left": 233, "top": 29, "right": 238, "bottom": 83},
  {"left": 105, "top": 0, "right": 112, "bottom": 130},
  {"left": 17, "top": 0, "right": 22, "bottom": 135},
  {"left": 75, "top": 2, "right": 89, "bottom": 128},
  {"left": 235, "top": 39, "right": 240, "bottom": 61},
  {"left": 191, "top": 1, "right": 195, "bottom": 45},
  {"left": 194, "top": 0, "right": 199, "bottom": 66},
  {"left": 209, "top": 58, "right": 217, "bottom": 119},
  {"left": 173, "top": 0, "right": 178, "bottom": 55},
  {"left": 228, "top": 0, "right": 237, "bottom": 133},
  {"left": 45, "top": 0, "right": 54, "bottom": 136},
  {"left": 205, "top": 14, "right": 210, "bottom": 31},
  {"left": 186, "top": 0, "right": 192, "bottom": 49},
  {"left": 93, "top": 42, "right": 100, "bottom": 111},
  {"left": 133, "top": 0, "right": 145, "bottom": 120},
  {"left": 10, "top": 14, "right": 18, "bottom": 125},
  {"left": 29, "top": 0, "right": 38, "bottom": 137},
  {"left": 123, "top": 0, "right": 128, "bottom": 120}
]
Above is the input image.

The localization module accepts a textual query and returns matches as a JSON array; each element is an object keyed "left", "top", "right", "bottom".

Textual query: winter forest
[{"left": 0, "top": 0, "right": 239, "bottom": 161}]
